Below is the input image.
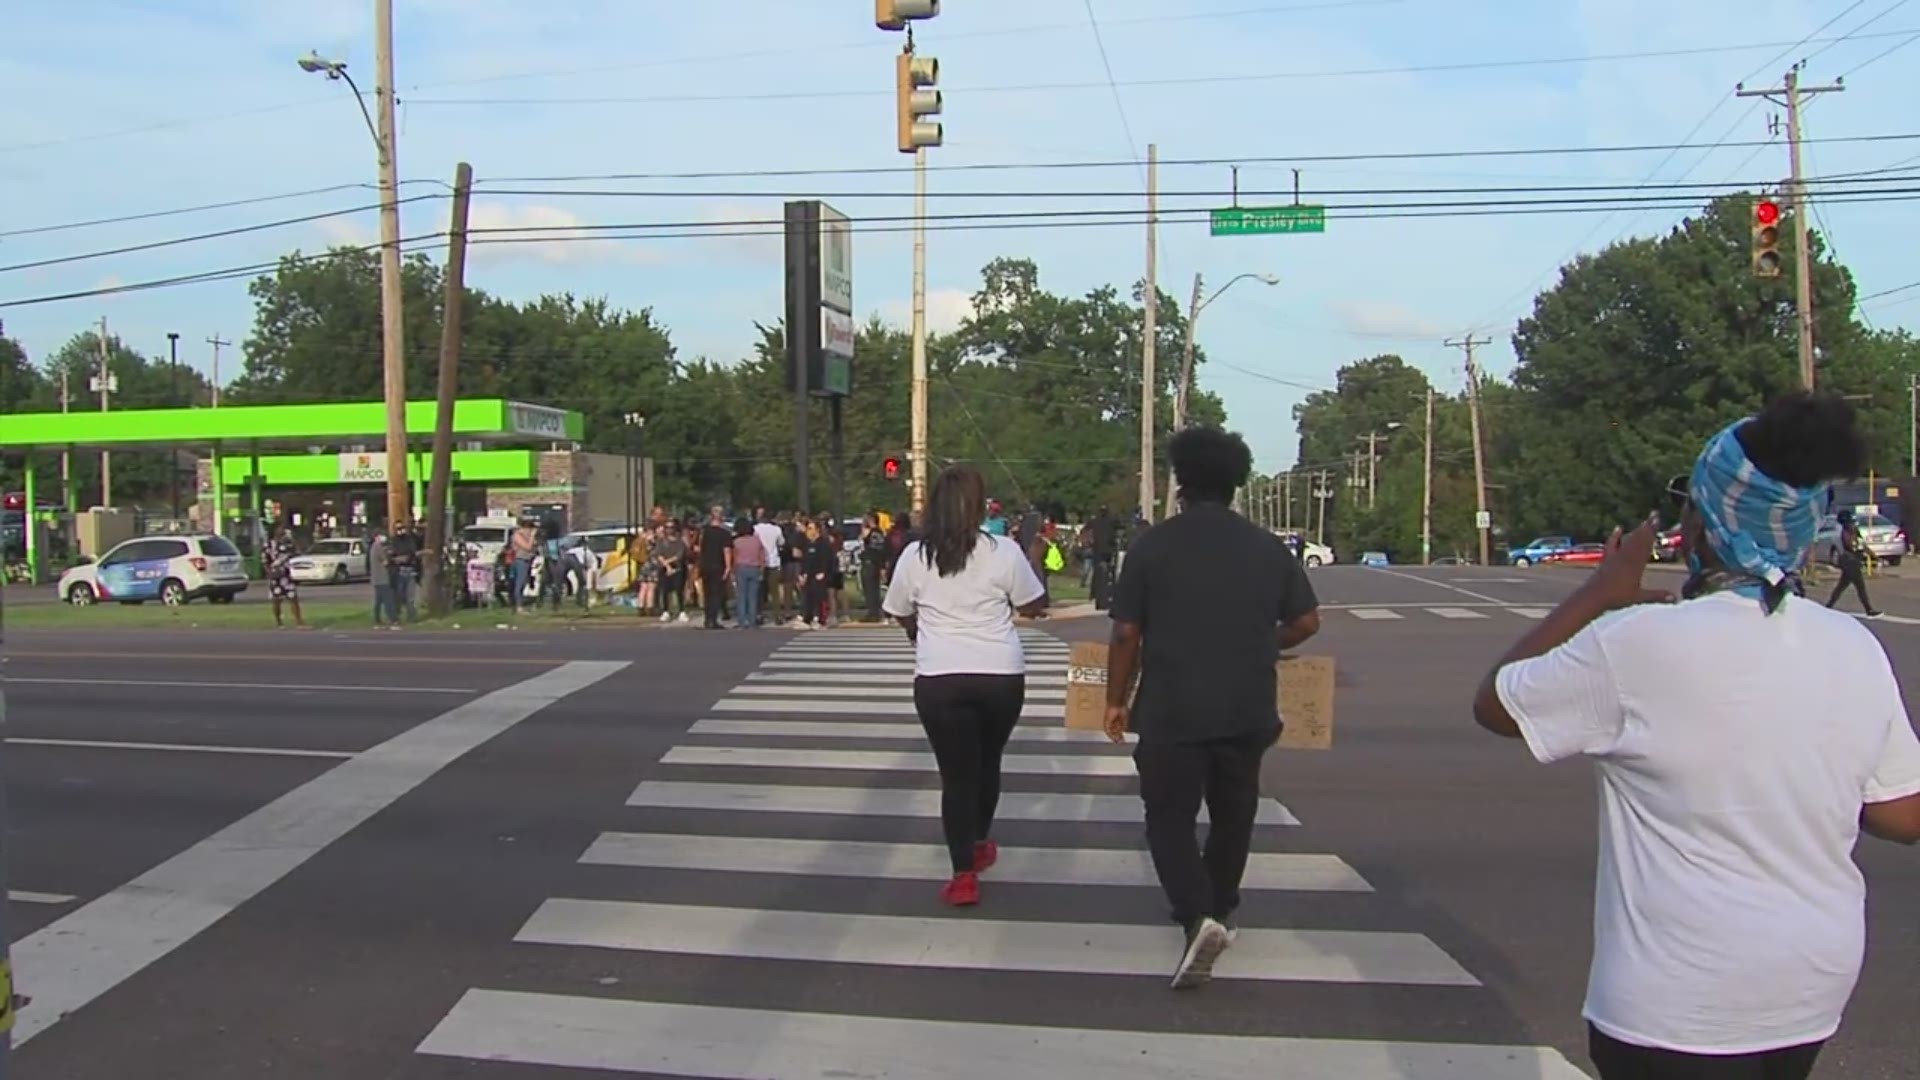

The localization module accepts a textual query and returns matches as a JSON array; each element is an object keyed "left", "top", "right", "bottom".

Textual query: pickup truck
[{"left": 1507, "top": 536, "right": 1574, "bottom": 567}]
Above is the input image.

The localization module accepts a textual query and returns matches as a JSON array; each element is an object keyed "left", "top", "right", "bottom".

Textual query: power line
[
  {"left": 0, "top": 195, "right": 446, "bottom": 274},
  {"left": 0, "top": 234, "right": 447, "bottom": 309},
  {"left": 0, "top": 182, "right": 446, "bottom": 240},
  {"left": 1842, "top": 26, "right": 1920, "bottom": 75},
  {"left": 1806, "top": 0, "right": 1911, "bottom": 64},
  {"left": 1080, "top": 0, "right": 1143, "bottom": 170},
  {"left": 474, "top": 131, "right": 1920, "bottom": 184},
  {"left": 403, "top": 30, "right": 1920, "bottom": 108}
]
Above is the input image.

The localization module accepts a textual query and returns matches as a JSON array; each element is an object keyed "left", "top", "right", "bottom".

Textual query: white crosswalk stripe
[
  {"left": 417, "top": 627, "right": 1588, "bottom": 1078},
  {"left": 1349, "top": 608, "right": 1404, "bottom": 620},
  {"left": 1337, "top": 605, "right": 1562, "bottom": 621}
]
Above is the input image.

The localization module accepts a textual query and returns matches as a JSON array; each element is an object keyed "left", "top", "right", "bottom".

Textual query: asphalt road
[{"left": 1, "top": 565, "right": 1914, "bottom": 1078}]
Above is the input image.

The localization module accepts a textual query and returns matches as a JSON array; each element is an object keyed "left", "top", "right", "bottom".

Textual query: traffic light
[
  {"left": 883, "top": 456, "right": 903, "bottom": 481},
  {"left": 895, "top": 50, "right": 942, "bottom": 154},
  {"left": 1752, "top": 197, "right": 1783, "bottom": 278},
  {"left": 876, "top": 0, "right": 939, "bottom": 31}
]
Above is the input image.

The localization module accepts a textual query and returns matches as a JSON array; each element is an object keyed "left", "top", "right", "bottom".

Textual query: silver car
[
  {"left": 1818, "top": 513, "right": 1905, "bottom": 567},
  {"left": 289, "top": 537, "right": 371, "bottom": 584}
]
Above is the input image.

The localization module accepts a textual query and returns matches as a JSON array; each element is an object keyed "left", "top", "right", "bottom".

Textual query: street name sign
[{"left": 1210, "top": 204, "right": 1326, "bottom": 237}]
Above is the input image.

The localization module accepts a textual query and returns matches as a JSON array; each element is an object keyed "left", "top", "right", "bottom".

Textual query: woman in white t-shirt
[
  {"left": 883, "top": 464, "right": 1049, "bottom": 906},
  {"left": 1474, "top": 392, "right": 1920, "bottom": 1080}
]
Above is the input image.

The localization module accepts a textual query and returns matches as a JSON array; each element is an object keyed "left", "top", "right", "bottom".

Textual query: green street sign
[{"left": 1210, "top": 204, "right": 1326, "bottom": 236}]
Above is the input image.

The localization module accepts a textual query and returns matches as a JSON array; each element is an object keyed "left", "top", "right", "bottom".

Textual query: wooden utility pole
[
  {"left": 1283, "top": 471, "right": 1293, "bottom": 532},
  {"left": 1315, "top": 469, "right": 1330, "bottom": 545},
  {"left": 1138, "top": 143, "right": 1159, "bottom": 520},
  {"left": 1421, "top": 388, "right": 1435, "bottom": 565},
  {"left": 96, "top": 318, "right": 113, "bottom": 507},
  {"left": 373, "top": 0, "right": 410, "bottom": 526},
  {"left": 1738, "top": 67, "right": 1843, "bottom": 390},
  {"left": 1164, "top": 270, "right": 1204, "bottom": 519},
  {"left": 423, "top": 162, "right": 473, "bottom": 618},
  {"left": 206, "top": 334, "right": 230, "bottom": 407},
  {"left": 1447, "top": 334, "right": 1494, "bottom": 566},
  {"left": 1358, "top": 431, "right": 1390, "bottom": 509}
]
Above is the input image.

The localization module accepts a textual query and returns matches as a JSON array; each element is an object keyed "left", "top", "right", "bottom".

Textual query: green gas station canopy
[{"left": 0, "top": 399, "right": 583, "bottom": 451}]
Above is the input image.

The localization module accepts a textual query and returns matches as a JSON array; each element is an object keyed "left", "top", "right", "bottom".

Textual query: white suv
[{"left": 60, "top": 534, "right": 249, "bottom": 606}]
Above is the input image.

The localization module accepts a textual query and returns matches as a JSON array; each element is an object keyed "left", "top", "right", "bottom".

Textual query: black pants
[
  {"left": 1135, "top": 729, "right": 1270, "bottom": 929},
  {"left": 1090, "top": 557, "right": 1114, "bottom": 610},
  {"left": 914, "top": 674, "right": 1026, "bottom": 872},
  {"left": 1588, "top": 1026, "right": 1823, "bottom": 1080},
  {"left": 1827, "top": 555, "right": 1875, "bottom": 612},
  {"left": 861, "top": 561, "right": 884, "bottom": 621},
  {"left": 701, "top": 567, "right": 727, "bottom": 627},
  {"left": 802, "top": 577, "right": 829, "bottom": 625}
]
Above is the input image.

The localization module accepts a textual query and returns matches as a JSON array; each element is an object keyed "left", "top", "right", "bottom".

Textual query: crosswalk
[
  {"left": 416, "top": 629, "right": 1589, "bottom": 1078},
  {"left": 1339, "top": 605, "right": 1553, "bottom": 620}
]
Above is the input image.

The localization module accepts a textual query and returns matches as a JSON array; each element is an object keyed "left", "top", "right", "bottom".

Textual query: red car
[
  {"left": 1654, "top": 526, "right": 1685, "bottom": 562},
  {"left": 1542, "top": 543, "right": 1608, "bottom": 566}
]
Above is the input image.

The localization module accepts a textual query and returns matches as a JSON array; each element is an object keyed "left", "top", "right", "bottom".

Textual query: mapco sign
[
  {"left": 507, "top": 402, "right": 571, "bottom": 439},
  {"left": 785, "top": 200, "right": 855, "bottom": 399},
  {"left": 338, "top": 452, "right": 388, "bottom": 483},
  {"left": 819, "top": 204, "right": 853, "bottom": 315}
]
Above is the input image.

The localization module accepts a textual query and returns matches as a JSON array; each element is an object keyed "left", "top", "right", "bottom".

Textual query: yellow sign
[{"left": 0, "top": 957, "right": 15, "bottom": 1034}]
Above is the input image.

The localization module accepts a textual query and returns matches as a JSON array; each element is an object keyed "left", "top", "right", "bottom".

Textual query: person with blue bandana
[{"left": 1472, "top": 392, "right": 1920, "bottom": 1080}]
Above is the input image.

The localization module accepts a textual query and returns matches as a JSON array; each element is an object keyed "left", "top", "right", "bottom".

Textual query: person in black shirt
[
  {"left": 1825, "top": 509, "right": 1881, "bottom": 616},
  {"left": 860, "top": 512, "right": 891, "bottom": 622},
  {"left": 1085, "top": 506, "right": 1117, "bottom": 609},
  {"left": 800, "top": 517, "right": 838, "bottom": 628},
  {"left": 697, "top": 505, "right": 734, "bottom": 630},
  {"left": 1104, "top": 426, "right": 1322, "bottom": 990}
]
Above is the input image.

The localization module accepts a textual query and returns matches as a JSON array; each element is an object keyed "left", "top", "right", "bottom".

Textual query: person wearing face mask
[{"left": 1474, "top": 392, "right": 1920, "bottom": 1080}]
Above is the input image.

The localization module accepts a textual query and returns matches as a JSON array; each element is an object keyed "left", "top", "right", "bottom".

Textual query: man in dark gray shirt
[{"left": 1104, "top": 426, "right": 1322, "bottom": 990}]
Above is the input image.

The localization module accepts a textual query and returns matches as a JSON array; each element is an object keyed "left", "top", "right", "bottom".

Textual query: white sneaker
[
  {"left": 677, "top": 612, "right": 689, "bottom": 623},
  {"left": 1171, "top": 918, "right": 1231, "bottom": 990},
  {"left": 788, "top": 618, "right": 808, "bottom": 629},
  {"left": 659, "top": 611, "right": 672, "bottom": 623}
]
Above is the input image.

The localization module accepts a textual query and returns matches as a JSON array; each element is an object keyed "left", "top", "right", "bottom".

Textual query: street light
[
  {"left": 1165, "top": 272, "right": 1280, "bottom": 518},
  {"left": 298, "top": 12, "right": 408, "bottom": 531}
]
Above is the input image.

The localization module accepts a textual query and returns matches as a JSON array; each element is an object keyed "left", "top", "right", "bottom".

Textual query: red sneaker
[
  {"left": 972, "top": 840, "right": 999, "bottom": 873},
  {"left": 941, "top": 871, "right": 981, "bottom": 906}
]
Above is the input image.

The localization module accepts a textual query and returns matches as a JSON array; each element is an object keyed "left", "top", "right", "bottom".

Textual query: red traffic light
[
  {"left": 883, "top": 457, "right": 902, "bottom": 480},
  {"left": 1755, "top": 198, "right": 1781, "bottom": 226}
]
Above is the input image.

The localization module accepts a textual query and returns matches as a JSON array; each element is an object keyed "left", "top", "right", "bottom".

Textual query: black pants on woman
[
  {"left": 802, "top": 577, "right": 830, "bottom": 625},
  {"left": 913, "top": 673, "right": 1026, "bottom": 872},
  {"left": 1588, "top": 1026, "right": 1822, "bottom": 1080},
  {"left": 1826, "top": 553, "right": 1876, "bottom": 613}
]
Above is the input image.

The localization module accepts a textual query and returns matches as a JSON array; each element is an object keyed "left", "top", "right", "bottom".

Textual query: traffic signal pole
[
  {"left": 1447, "top": 334, "right": 1493, "bottom": 566},
  {"left": 1738, "top": 67, "right": 1843, "bottom": 391}
]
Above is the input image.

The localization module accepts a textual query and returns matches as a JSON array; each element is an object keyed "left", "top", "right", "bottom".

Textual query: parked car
[
  {"left": 1298, "top": 538, "right": 1334, "bottom": 568},
  {"left": 1508, "top": 535, "right": 1574, "bottom": 567},
  {"left": 59, "top": 534, "right": 248, "bottom": 606},
  {"left": 1653, "top": 527, "right": 1684, "bottom": 563},
  {"left": 289, "top": 537, "right": 371, "bottom": 584},
  {"left": 1543, "top": 543, "right": 1608, "bottom": 566},
  {"left": 1359, "top": 550, "right": 1390, "bottom": 568},
  {"left": 1817, "top": 512, "right": 1905, "bottom": 566}
]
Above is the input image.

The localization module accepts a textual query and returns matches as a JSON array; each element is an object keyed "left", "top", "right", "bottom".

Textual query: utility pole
[
  {"left": 1165, "top": 271, "right": 1204, "bottom": 520},
  {"left": 59, "top": 366, "right": 70, "bottom": 494},
  {"left": 1421, "top": 387, "right": 1435, "bottom": 565},
  {"left": 1138, "top": 143, "right": 1159, "bottom": 521},
  {"left": 423, "top": 162, "right": 473, "bottom": 618},
  {"left": 1358, "top": 431, "right": 1390, "bottom": 510},
  {"left": 1315, "top": 469, "right": 1330, "bottom": 545},
  {"left": 1909, "top": 373, "right": 1917, "bottom": 478},
  {"left": 910, "top": 144, "right": 929, "bottom": 516},
  {"left": 374, "top": 0, "right": 410, "bottom": 527},
  {"left": 207, "top": 335, "right": 230, "bottom": 407},
  {"left": 95, "top": 318, "right": 113, "bottom": 507},
  {"left": 1283, "top": 471, "right": 1293, "bottom": 532},
  {"left": 1739, "top": 67, "right": 1843, "bottom": 390},
  {"left": 1447, "top": 334, "right": 1494, "bottom": 566}
]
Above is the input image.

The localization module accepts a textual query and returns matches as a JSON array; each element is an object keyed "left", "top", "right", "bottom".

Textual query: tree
[
  {"left": 1291, "top": 354, "right": 1433, "bottom": 553},
  {"left": 232, "top": 247, "right": 445, "bottom": 404}
]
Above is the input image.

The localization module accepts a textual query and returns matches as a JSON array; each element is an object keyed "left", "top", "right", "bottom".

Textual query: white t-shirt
[
  {"left": 753, "top": 522, "right": 784, "bottom": 570},
  {"left": 882, "top": 535, "right": 1046, "bottom": 677},
  {"left": 1497, "top": 591, "right": 1920, "bottom": 1055}
]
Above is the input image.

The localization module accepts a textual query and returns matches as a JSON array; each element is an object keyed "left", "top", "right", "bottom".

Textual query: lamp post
[
  {"left": 1164, "top": 272, "right": 1278, "bottom": 518},
  {"left": 167, "top": 331, "right": 181, "bottom": 519},
  {"left": 299, "top": 32, "right": 409, "bottom": 531}
]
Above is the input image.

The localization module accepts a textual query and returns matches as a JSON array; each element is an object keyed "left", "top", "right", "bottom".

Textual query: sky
[{"left": 4, "top": 0, "right": 1919, "bottom": 471}]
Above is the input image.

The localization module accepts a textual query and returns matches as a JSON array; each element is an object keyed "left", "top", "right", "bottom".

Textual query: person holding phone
[{"left": 1474, "top": 392, "right": 1920, "bottom": 1080}]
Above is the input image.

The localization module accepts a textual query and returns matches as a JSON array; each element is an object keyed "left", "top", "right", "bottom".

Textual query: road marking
[
  {"left": 4, "top": 650, "right": 555, "bottom": 667},
  {"left": 759, "top": 661, "right": 1067, "bottom": 672},
  {"left": 1427, "top": 607, "right": 1490, "bottom": 620},
  {"left": 515, "top": 898, "right": 1475, "bottom": 985},
  {"left": 727, "top": 684, "right": 1068, "bottom": 700},
  {"left": 2, "top": 677, "right": 475, "bottom": 695},
  {"left": 10, "top": 659, "right": 627, "bottom": 1046},
  {"left": 1348, "top": 608, "right": 1404, "bottom": 620},
  {"left": 7, "top": 737, "right": 355, "bottom": 759},
  {"left": 662, "top": 746, "right": 1131, "bottom": 775},
  {"left": 580, "top": 833, "right": 1370, "bottom": 892},
  {"left": 629, "top": 781, "right": 1300, "bottom": 826},
  {"left": 419, "top": 992, "right": 1591, "bottom": 1079},
  {"left": 1358, "top": 566, "right": 1510, "bottom": 604},
  {"left": 688, "top": 719, "right": 1110, "bottom": 744},
  {"left": 1511, "top": 607, "right": 1553, "bottom": 619},
  {"left": 745, "top": 671, "right": 1066, "bottom": 686},
  {"left": 1864, "top": 612, "right": 1920, "bottom": 625},
  {"left": 8, "top": 891, "right": 77, "bottom": 905},
  {"left": 712, "top": 697, "right": 1069, "bottom": 719}
]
